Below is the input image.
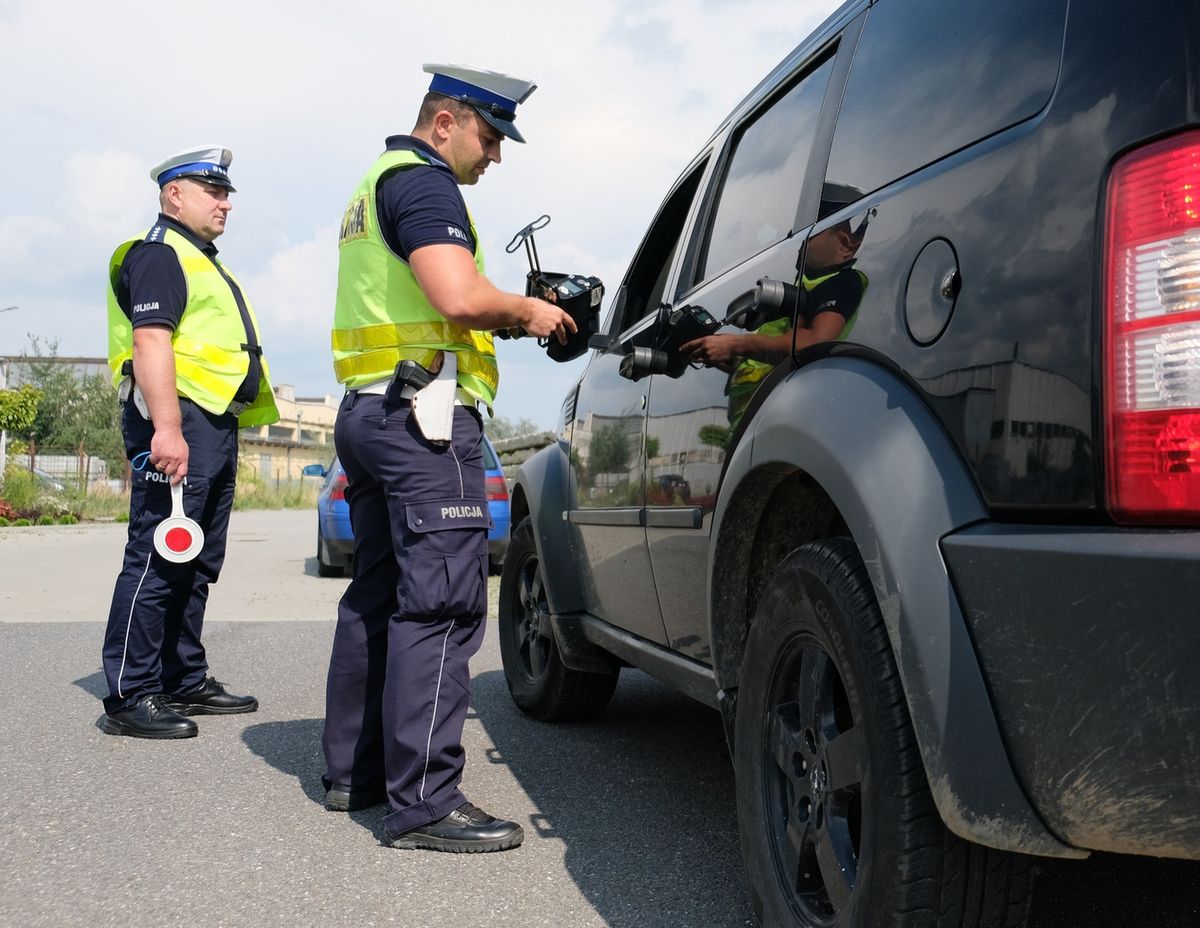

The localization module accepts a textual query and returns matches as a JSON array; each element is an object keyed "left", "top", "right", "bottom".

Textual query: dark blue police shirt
[
  {"left": 116, "top": 213, "right": 260, "bottom": 404},
  {"left": 377, "top": 135, "right": 475, "bottom": 261},
  {"left": 801, "top": 263, "right": 865, "bottom": 326},
  {"left": 116, "top": 214, "right": 195, "bottom": 330}
]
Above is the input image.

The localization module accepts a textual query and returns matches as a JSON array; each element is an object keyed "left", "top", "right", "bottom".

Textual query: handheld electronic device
[{"left": 500, "top": 215, "right": 604, "bottom": 363}]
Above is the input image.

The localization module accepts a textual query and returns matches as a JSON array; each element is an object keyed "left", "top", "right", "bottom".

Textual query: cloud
[
  {"left": 0, "top": 0, "right": 844, "bottom": 428},
  {"left": 62, "top": 149, "right": 149, "bottom": 247},
  {"left": 242, "top": 226, "right": 339, "bottom": 330}
]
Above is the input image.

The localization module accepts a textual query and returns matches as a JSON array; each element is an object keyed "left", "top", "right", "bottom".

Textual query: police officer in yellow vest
[
  {"left": 322, "top": 65, "right": 574, "bottom": 853},
  {"left": 99, "top": 145, "right": 278, "bottom": 739},
  {"left": 681, "top": 207, "right": 870, "bottom": 429}
]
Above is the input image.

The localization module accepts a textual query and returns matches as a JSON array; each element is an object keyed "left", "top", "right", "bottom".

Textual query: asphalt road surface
[{"left": 0, "top": 511, "right": 1196, "bottom": 928}]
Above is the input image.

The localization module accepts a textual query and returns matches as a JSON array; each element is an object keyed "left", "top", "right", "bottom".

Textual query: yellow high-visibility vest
[
  {"left": 106, "top": 225, "right": 279, "bottom": 427},
  {"left": 331, "top": 148, "right": 498, "bottom": 408}
]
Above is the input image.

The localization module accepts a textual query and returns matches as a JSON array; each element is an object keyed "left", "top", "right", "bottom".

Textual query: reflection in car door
[
  {"left": 566, "top": 163, "right": 710, "bottom": 645},
  {"left": 568, "top": 326, "right": 663, "bottom": 643},
  {"left": 644, "top": 47, "right": 844, "bottom": 662}
]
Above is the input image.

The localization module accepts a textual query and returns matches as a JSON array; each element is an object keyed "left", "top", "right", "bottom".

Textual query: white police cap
[
  {"left": 150, "top": 145, "right": 236, "bottom": 191},
  {"left": 423, "top": 63, "right": 537, "bottom": 144}
]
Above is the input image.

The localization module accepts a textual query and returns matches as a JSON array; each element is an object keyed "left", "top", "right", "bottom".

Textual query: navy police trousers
[
  {"left": 101, "top": 399, "right": 239, "bottom": 714},
  {"left": 323, "top": 392, "right": 490, "bottom": 837}
]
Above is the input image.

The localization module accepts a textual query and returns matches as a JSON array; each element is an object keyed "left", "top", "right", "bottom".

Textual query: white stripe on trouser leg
[
  {"left": 450, "top": 444, "right": 464, "bottom": 498},
  {"left": 418, "top": 623, "right": 456, "bottom": 802},
  {"left": 117, "top": 552, "right": 153, "bottom": 699}
]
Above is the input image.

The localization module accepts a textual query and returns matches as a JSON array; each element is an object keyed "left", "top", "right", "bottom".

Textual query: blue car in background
[{"left": 304, "top": 434, "right": 510, "bottom": 578}]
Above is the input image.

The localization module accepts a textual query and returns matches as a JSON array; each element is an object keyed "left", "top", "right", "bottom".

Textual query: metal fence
[{"left": 7, "top": 451, "right": 119, "bottom": 492}]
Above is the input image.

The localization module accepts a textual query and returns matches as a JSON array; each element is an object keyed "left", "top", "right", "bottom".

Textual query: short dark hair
[{"left": 415, "top": 92, "right": 476, "bottom": 130}]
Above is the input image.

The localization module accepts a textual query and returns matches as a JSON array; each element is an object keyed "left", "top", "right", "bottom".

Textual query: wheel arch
[
  {"left": 510, "top": 440, "right": 585, "bottom": 616},
  {"left": 709, "top": 355, "right": 1083, "bottom": 858}
]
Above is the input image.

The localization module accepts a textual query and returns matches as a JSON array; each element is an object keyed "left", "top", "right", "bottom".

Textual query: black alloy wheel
[
  {"left": 763, "top": 635, "right": 863, "bottom": 920},
  {"left": 735, "top": 538, "right": 1032, "bottom": 928},
  {"left": 498, "top": 517, "right": 618, "bottom": 721},
  {"left": 511, "top": 535, "right": 553, "bottom": 687}
]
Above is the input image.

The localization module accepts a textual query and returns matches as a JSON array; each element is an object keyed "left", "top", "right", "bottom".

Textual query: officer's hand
[
  {"left": 151, "top": 427, "right": 190, "bottom": 485},
  {"left": 682, "top": 334, "right": 740, "bottom": 366},
  {"left": 519, "top": 297, "right": 578, "bottom": 344}
]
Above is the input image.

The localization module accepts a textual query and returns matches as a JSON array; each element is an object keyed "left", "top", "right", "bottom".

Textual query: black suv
[{"left": 498, "top": 1, "right": 1200, "bottom": 925}]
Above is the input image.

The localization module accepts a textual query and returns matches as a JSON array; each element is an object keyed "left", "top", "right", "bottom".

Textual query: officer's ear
[
  {"left": 431, "top": 108, "right": 459, "bottom": 142},
  {"left": 159, "top": 180, "right": 182, "bottom": 211}
]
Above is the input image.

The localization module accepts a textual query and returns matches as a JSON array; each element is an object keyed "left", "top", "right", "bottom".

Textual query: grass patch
[
  {"left": 1, "top": 464, "right": 317, "bottom": 526},
  {"left": 233, "top": 477, "right": 319, "bottom": 511}
]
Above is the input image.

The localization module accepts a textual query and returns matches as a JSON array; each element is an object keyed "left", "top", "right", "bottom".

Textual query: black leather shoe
[
  {"left": 164, "top": 676, "right": 258, "bottom": 715},
  {"left": 98, "top": 694, "right": 198, "bottom": 739},
  {"left": 388, "top": 802, "right": 524, "bottom": 853},
  {"left": 326, "top": 782, "right": 387, "bottom": 812}
]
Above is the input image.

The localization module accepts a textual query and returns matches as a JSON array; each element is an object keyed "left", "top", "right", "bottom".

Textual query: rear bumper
[
  {"left": 942, "top": 525, "right": 1200, "bottom": 858},
  {"left": 323, "top": 535, "right": 353, "bottom": 566},
  {"left": 320, "top": 508, "right": 353, "bottom": 567}
]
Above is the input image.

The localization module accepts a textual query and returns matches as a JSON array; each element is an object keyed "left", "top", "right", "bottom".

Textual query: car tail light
[
  {"left": 1104, "top": 130, "right": 1200, "bottom": 524},
  {"left": 329, "top": 472, "right": 348, "bottom": 502},
  {"left": 485, "top": 474, "right": 509, "bottom": 502}
]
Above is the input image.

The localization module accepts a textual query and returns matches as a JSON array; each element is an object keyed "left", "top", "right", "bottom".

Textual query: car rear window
[
  {"left": 700, "top": 54, "right": 836, "bottom": 280},
  {"left": 823, "top": 0, "right": 1068, "bottom": 211}
]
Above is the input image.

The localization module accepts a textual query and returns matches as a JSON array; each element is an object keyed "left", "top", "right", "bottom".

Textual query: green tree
[
  {"left": 486, "top": 414, "right": 542, "bottom": 441},
  {"left": 590, "top": 422, "right": 631, "bottom": 476},
  {"left": 15, "top": 337, "right": 123, "bottom": 472},
  {"left": 698, "top": 423, "right": 731, "bottom": 450},
  {"left": 0, "top": 384, "right": 40, "bottom": 433}
]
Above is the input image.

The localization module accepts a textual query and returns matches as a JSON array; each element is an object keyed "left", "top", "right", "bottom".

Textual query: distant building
[{"left": 242, "top": 383, "right": 338, "bottom": 481}]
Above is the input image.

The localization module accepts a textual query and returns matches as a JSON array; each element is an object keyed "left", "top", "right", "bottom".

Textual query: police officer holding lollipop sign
[{"left": 99, "top": 145, "right": 278, "bottom": 739}]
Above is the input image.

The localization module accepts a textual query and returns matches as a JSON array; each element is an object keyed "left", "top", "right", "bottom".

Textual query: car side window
[
  {"left": 610, "top": 159, "right": 709, "bottom": 335},
  {"left": 698, "top": 54, "right": 836, "bottom": 282},
  {"left": 823, "top": 0, "right": 1068, "bottom": 212}
]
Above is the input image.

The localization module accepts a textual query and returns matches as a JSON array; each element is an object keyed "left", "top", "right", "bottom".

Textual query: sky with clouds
[{"left": 0, "top": 0, "right": 843, "bottom": 429}]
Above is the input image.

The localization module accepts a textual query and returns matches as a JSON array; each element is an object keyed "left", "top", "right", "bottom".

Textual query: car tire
[
  {"left": 316, "top": 527, "right": 342, "bottom": 578},
  {"left": 498, "top": 517, "right": 619, "bottom": 721},
  {"left": 735, "top": 537, "right": 1033, "bottom": 928}
]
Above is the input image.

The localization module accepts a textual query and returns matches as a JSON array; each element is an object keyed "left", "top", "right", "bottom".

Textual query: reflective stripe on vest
[{"left": 331, "top": 148, "right": 498, "bottom": 407}]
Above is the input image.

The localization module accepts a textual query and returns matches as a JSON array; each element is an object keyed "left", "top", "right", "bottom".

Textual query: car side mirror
[{"left": 302, "top": 463, "right": 327, "bottom": 478}]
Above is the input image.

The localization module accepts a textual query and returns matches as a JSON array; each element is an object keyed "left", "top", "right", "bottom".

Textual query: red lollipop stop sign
[{"left": 153, "top": 481, "right": 204, "bottom": 563}]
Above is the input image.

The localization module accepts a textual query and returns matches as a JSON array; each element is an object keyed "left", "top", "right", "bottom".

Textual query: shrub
[
  {"left": 13, "top": 518, "right": 32, "bottom": 527},
  {"left": 58, "top": 514, "right": 78, "bottom": 525},
  {"left": 0, "top": 467, "right": 38, "bottom": 512},
  {"left": 36, "top": 514, "right": 55, "bottom": 526}
]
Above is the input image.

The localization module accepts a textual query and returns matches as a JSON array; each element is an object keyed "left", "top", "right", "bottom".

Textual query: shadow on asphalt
[
  {"left": 242, "top": 718, "right": 391, "bottom": 837},
  {"left": 72, "top": 669, "right": 108, "bottom": 699},
  {"left": 470, "top": 667, "right": 753, "bottom": 928},
  {"left": 242, "top": 718, "right": 328, "bottom": 806},
  {"left": 241, "top": 717, "right": 386, "bottom": 838},
  {"left": 1030, "top": 852, "right": 1200, "bottom": 927},
  {"left": 471, "top": 667, "right": 1200, "bottom": 928}
]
